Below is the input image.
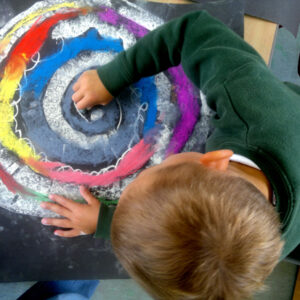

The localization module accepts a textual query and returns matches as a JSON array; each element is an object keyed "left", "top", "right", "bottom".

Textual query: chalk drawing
[{"left": 0, "top": 0, "right": 210, "bottom": 217}]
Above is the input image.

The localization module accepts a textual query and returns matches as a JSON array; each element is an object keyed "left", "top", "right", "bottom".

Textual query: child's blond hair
[{"left": 111, "top": 161, "right": 283, "bottom": 300}]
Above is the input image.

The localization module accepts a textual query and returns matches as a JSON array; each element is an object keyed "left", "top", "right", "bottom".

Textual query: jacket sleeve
[
  {"left": 94, "top": 203, "right": 117, "bottom": 239},
  {"left": 97, "top": 10, "right": 266, "bottom": 97}
]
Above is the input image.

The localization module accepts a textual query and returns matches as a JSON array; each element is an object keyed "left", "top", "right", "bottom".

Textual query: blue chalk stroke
[{"left": 135, "top": 77, "right": 157, "bottom": 135}]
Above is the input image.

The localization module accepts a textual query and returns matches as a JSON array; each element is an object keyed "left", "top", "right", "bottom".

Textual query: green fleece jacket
[{"left": 96, "top": 11, "right": 300, "bottom": 259}]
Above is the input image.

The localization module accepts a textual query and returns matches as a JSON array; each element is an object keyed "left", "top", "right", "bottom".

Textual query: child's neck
[{"left": 228, "top": 162, "right": 272, "bottom": 203}]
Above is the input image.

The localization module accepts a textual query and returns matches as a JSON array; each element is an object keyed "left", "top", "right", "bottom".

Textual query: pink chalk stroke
[{"left": 27, "top": 139, "right": 155, "bottom": 187}]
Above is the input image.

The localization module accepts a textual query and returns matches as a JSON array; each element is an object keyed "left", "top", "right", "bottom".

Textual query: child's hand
[
  {"left": 40, "top": 186, "right": 101, "bottom": 237},
  {"left": 72, "top": 70, "right": 113, "bottom": 109}
]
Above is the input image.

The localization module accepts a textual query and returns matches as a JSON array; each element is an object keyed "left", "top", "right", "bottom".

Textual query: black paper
[{"left": 0, "top": 0, "right": 244, "bottom": 281}]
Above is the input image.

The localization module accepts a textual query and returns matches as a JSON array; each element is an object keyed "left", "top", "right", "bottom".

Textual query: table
[{"left": 244, "top": 15, "right": 277, "bottom": 64}]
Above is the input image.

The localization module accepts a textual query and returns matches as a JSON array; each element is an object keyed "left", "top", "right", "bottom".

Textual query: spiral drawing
[{"left": 0, "top": 0, "right": 207, "bottom": 217}]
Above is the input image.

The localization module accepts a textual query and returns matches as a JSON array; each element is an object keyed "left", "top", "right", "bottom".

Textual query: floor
[{"left": 0, "top": 261, "right": 298, "bottom": 300}]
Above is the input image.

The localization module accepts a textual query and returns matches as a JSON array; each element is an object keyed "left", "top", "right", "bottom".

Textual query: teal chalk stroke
[{"left": 270, "top": 25, "right": 300, "bottom": 85}]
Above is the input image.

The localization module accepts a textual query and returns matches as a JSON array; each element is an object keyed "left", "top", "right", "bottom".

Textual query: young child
[{"left": 40, "top": 10, "right": 300, "bottom": 299}]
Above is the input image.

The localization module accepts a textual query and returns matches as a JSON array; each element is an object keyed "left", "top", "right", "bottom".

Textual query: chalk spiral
[{"left": 0, "top": 0, "right": 201, "bottom": 217}]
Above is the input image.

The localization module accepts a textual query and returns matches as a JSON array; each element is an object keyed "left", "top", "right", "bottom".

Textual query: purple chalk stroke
[
  {"left": 166, "top": 66, "right": 200, "bottom": 156},
  {"left": 98, "top": 7, "right": 148, "bottom": 38},
  {"left": 98, "top": 7, "right": 200, "bottom": 157}
]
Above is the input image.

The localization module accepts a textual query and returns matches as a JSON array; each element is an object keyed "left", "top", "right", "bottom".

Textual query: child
[{"left": 41, "top": 11, "right": 300, "bottom": 299}]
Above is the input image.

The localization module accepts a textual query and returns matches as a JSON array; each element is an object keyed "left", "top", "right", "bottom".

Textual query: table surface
[
  {"left": 244, "top": 15, "right": 277, "bottom": 64},
  {"left": 294, "top": 270, "right": 300, "bottom": 300}
]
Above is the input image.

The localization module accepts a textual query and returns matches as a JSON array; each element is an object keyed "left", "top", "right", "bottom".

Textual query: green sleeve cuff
[
  {"left": 97, "top": 52, "right": 132, "bottom": 97},
  {"left": 94, "top": 203, "right": 117, "bottom": 239}
]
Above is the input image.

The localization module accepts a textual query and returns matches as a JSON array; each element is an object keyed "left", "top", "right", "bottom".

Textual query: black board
[
  {"left": 0, "top": 0, "right": 244, "bottom": 282},
  {"left": 135, "top": 0, "right": 245, "bottom": 37}
]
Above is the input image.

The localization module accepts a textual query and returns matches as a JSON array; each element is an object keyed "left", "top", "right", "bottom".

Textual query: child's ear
[{"left": 199, "top": 150, "right": 233, "bottom": 171}]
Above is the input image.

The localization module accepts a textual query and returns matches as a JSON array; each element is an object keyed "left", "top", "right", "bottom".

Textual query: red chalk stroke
[
  {"left": 4, "top": 9, "right": 86, "bottom": 81},
  {"left": 0, "top": 163, "right": 31, "bottom": 195}
]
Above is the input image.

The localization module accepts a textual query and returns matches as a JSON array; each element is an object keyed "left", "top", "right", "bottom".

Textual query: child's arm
[
  {"left": 72, "top": 11, "right": 265, "bottom": 110},
  {"left": 97, "top": 10, "right": 266, "bottom": 98}
]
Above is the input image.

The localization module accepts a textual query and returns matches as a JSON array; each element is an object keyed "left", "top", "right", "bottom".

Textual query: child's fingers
[
  {"left": 40, "top": 201, "right": 72, "bottom": 219},
  {"left": 76, "top": 97, "right": 89, "bottom": 110},
  {"left": 54, "top": 229, "right": 83, "bottom": 238},
  {"left": 72, "top": 81, "right": 80, "bottom": 92},
  {"left": 49, "top": 194, "right": 79, "bottom": 211},
  {"left": 72, "top": 90, "right": 84, "bottom": 103},
  {"left": 79, "top": 186, "right": 99, "bottom": 205},
  {"left": 41, "top": 217, "right": 72, "bottom": 228}
]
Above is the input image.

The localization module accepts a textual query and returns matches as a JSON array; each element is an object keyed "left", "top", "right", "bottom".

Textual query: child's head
[{"left": 111, "top": 152, "right": 283, "bottom": 300}]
